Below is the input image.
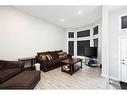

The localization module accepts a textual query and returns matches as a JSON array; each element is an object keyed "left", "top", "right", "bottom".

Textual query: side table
[{"left": 18, "top": 57, "right": 35, "bottom": 68}]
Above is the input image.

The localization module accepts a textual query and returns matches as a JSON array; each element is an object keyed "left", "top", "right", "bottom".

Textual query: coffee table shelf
[
  {"left": 61, "top": 58, "right": 82, "bottom": 75},
  {"left": 61, "top": 64, "right": 81, "bottom": 75}
]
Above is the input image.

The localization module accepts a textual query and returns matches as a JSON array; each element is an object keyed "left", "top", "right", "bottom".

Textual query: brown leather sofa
[
  {"left": 36, "top": 50, "right": 72, "bottom": 72},
  {"left": 0, "top": 60, "right": 25, "bottom": 84},
  {"left": 0, "top": 70, "right": 41, "bottom": 89}
]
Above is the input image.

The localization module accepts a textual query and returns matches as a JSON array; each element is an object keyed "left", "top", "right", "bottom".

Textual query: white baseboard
[
  {"left": 108, "top": 76, "right": 120, "bottom": 81},
  {"left": 101, "top": 73, "right": 120, "bottom": 81},
  {"left": 101, "top": 73, "right": 108, "bottom": 78}
]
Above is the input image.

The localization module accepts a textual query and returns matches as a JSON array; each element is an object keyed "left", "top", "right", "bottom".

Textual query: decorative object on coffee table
[
  {"left": 18, "top": 57, "right": 35, "bottom": 68},
  {"left": 61, "top": 58, "right": 82, "bottom": 75}
]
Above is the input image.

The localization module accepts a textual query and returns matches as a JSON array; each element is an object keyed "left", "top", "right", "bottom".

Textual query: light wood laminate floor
[{"left": 34, "top": 63, "right": 117, "bottom": 90}]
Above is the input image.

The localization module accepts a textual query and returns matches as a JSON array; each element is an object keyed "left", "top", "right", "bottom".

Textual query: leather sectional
[
  {"left": 0, "top": 70, "right": 41, "bottom": 89},
  {"left": 0, "top": 50, "right": 71, "bottom": 89},
  {"left": 0, "top": 60, "right": 41, "bottom": 89},
  {"left": 36, "top": 50, "right": 72, "bottom": 72},
  {"left": 0, "top": 60, "right": 25, "bottom": 84}
]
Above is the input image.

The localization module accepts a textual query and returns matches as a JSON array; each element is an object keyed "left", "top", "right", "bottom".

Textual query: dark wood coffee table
[{"left": 61, "top": 58, "right": 82, "bottom": 75}]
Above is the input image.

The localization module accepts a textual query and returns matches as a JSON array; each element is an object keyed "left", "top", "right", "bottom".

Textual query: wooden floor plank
[{"left": 34, "top": 63, "right": 117, "bottom": 90}]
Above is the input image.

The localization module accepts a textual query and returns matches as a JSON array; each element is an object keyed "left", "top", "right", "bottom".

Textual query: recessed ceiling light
[
  {"left": 77, "top": 10, "right": 82, "bottom": 15},
  {"left": 60, "top": 18, "right": 64, "bottom": 22}
]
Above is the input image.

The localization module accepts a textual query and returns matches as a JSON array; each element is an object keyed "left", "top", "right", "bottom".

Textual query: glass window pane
[
  {"left": 93, "top": 26, "right": 98, "bottom": 35},
  {"left": 93, "top": 38, "right": 98, "bottom": 47},
  {"left": 77, "top": 40, "right": 90, "bottom": 56},
  {"left": 121, "top": 15, "right": 127, "bottom": 29},
  {"left": 68, "top": 32, "right": 74, "bottom": 38},
  {"left": 77, "top": 30, "right": 90, "bottom": 38},
  {"left": 68, "top": 41, "right": 74, "bottom": 56}
]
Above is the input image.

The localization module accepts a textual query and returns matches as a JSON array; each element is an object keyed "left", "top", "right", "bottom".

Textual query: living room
[
  {"left": 0, "top": 6, "right": 104, "bottom": 89},
  {"left": 1, "top": 1, "right": 127, "bottom": 93}
]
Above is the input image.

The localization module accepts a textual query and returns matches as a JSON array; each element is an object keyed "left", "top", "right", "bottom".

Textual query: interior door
[{"left": 120, "top": 37, "right": 127, "bottom": 82}]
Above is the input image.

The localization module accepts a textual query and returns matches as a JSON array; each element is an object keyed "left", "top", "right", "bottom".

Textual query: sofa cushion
[
  {"left": 0, "top": 61, "right": 24, "bottom": 69},
  {"left": 0, "top": 68, "right": 21, "bottom": 84},
  {"left": 46, "top": 60, "right": 59, "bottom": 67},
  {"left": 0, "top": 70, "right": 41, "bottom": 89},
  {"left": 0, "top": 64, "right": 3, "bottom": 70},
  {"left": 49, "top": 51, "right": 59, "bottom": 60}
]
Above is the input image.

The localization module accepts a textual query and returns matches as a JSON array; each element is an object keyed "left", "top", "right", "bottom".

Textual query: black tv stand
[{"left": 85, "top": 57, "right": 98, "bottom": 67}]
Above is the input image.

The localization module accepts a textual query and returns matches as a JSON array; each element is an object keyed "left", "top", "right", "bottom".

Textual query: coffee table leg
[
  {"left": 81, "top": 60, "right": 82, "bottom": 69},
  {"left": 70, "top": 64, "right": 73, "bottom": 75},
  {"left": 61, "top": 66, "right": 63, "bottom": 72}
]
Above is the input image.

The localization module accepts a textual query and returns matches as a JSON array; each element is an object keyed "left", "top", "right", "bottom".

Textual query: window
[
  {"left": 68, "top": 41, "right": 74, "bottom": 56},
  {"left": 93, "top": 38, "right": 98, "bottom": 47},
  {"left": 77, "top": 40, "right": 90, "bottom": 56},
  {"left": 121, "top": 15, "right": 127, "bottom": 29},
  {"left": 93, "top": 26, "right": 98, "bottom": 35},
  {"left": 77, "top": 30, "right": 90, "bottom": 38},
  {"left": 68, "top": 32, "right": 74, "bottom": 38}
]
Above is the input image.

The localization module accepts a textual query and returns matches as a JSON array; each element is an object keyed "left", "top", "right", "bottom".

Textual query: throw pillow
[
  {"left": 40, "top": 54, "right": 47, "bottom": 61},
  {"left": 49, "top": 51, "right": 59, "bottom": 59},
  {"left": 58, "top": 51, "right": 64, "bottom": 55},
  {"left": 46, "top": 54, "right": 53, "bottom": 61},
  {"left": 59, "top": 55, "right": 65, "bottom": 58},
  {"left": 58, "top": 51, "right": 65, "bottom": 58},
  {"left": 64, "top": 52, "right": 67, "bottom": 57}
]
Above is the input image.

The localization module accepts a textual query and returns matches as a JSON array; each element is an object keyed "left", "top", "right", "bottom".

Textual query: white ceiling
[
  {"left": 108, "top": 6, "right": 127, "bottom": 12},
  {"left": 14, "top": 6, "right": 102, "bottom": 29}
]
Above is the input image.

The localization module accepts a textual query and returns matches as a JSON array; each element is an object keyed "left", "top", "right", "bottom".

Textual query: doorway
[{"left": 120, "top": 36, "right": 127, "bottom": 83}]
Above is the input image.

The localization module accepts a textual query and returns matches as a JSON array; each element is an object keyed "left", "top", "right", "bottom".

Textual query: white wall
[
  {"left": 108, "top": 7, "right": 127, "bottom": 80},
  {"left": 0, "top": 7, "right": 66, "bottom": 61},
  {"left": 101, "top": 6, "right": 109, "bottom": 78}
]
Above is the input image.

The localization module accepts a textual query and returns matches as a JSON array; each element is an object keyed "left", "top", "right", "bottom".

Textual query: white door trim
[{"left": 119, "top": 36, "right": 127, "bottom": 81}]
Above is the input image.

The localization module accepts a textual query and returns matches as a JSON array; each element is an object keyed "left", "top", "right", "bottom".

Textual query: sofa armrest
[
  {"left": 0, "top": 60, "right": 25, "bottom": 70},
  {"left": 35, "top": 55, "right": 45, "bottom": 63},
  {"left": 35, "top": 55, "right": 49, "bottom": 69}
]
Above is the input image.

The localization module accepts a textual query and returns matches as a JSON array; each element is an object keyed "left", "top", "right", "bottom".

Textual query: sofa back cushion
[
  {"left": 58, "top": 50, "right": 66, "bottom": 59},
  {"left": 37, "top": 50, "right": 67, "bottom": 61},
  {"left": 2, "top": 61, "right": 23, "bottom": 69},
  {"left": 0, "top": 68, "right": 21, "bottom": 84},
  {"left": 37, "top": 51, "right": 49, "bottom": 56},
  {"left": 0, "top": 64, "right": 3, "bottom": 70},
  {"left": 49, "top": 51, "right": 59, "bottom": 60},
  {"left": 0, "top": 61, "right": 5, "bottom": 70}
]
